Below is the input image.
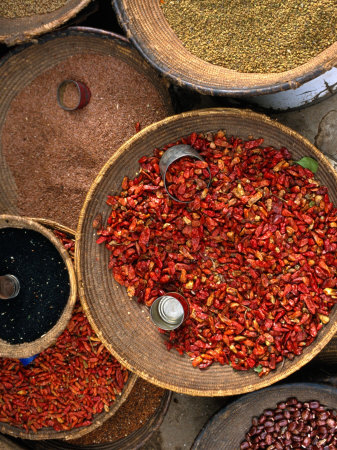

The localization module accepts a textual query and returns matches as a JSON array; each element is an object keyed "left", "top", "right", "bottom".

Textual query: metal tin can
[
  {"left": 57, "top": 79, "right": 91, "bottom": 111},
  {"left": 150, "top": 292, "right": 189, "bottom": 331},
  {"left": 159, "top": 144, "right": 211, "bottom": 203},
  {"left": 0, "top": 274, "right": 20, "bottom": 300}
]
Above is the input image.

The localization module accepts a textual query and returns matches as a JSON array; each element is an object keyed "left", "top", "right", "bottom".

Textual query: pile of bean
[
  {"left": 0, "top": 230, "right": 128, "bottom": 433},
  {"left": 240, "top": 397, "right": 337, "bottom": 449},
  {"left": 97, "top": 131, "right": 337, "bottom": 375}
]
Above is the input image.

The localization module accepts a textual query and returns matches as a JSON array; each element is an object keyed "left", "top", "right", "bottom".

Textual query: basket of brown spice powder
[
  {"left": 113, "top": 0, "right": 337, "bottom": 104},
  {"left": 0, "top": 27, "right": 172, "bottom": 230}
]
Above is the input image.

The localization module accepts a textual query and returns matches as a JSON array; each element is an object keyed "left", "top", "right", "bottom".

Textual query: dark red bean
[{"left": 309, "top": 401, "right": 320, "bottom": 409}]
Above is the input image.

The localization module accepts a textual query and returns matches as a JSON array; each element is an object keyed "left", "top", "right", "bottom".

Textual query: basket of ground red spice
[
  {"left": 0, "top": 215, "right": 77, "bottom": 359},
  {"left": 0, "top": 0, "right": 90, "bottom": 46},
  {"left": 0, "top": 219, "right": 136, "bottom": 440},
  {"left": 192, "top": 383, "right": 337, "bottom": 449},
  {"left": 76, "top": 107, "right": 337, "bottom": 396},
  {"left": 0, "top": 27, "right": 172, "bottom": 230},
  {"left": 113, "top": 0, "right": 337, "bottom": 99}
]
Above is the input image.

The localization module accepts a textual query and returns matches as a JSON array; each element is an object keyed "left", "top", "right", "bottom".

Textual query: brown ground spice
[
  {"left": 0, "top": 0, "right": 67, "bottom": 18},
  {"left": 1, "top": 53, "right": 169, "bottom": 229},
  {"left": 68, "top": 378, "right": 165, "bottom": 445}
]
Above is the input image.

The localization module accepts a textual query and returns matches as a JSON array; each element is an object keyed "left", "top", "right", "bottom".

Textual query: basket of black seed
[{"left": 0, "top": 215, "right": 76, "bottom": 359}]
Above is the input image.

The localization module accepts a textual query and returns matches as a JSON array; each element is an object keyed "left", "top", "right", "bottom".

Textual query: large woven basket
[
  {"left": 0, "top": 27, "right": 172, "bottom": 228},
  {"left": 192, "top": 383, "right": 337, "bottom": 450},
  {"left": 0, "top": 215, "right": 77, "bottom": 359},
  {"left": 0, "top": 0, "right": 90, "bottom": 46},
  {"left": 0, "top": 218, "right": 137, "bottom": 441},
  {"left": 76, "top": 108, "right": 337, "bottom": 396},
  {"left": 21, "top": 388, "right": 172, "bottom": 449},
  {"left": 113, "top": 0, "right": 337, "bottom": 97}
]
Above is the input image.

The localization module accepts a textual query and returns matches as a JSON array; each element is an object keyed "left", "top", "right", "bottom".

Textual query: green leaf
[
  {"left": 295, "top": 157, "right": 318, "bottom": 174},
  {"left": 253, "top": 364, "right": 263, "bottom": 374}
]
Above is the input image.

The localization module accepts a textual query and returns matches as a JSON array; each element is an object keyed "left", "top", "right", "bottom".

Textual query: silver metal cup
[
  {"left": 0, "top": 274, "right": 20, "bottom": 300},
  {"left": 159, "top": 144, "right": 212, "bottom": 203},
  {"left": 150, "top": 295, "right": 185, "bottom": 331}
]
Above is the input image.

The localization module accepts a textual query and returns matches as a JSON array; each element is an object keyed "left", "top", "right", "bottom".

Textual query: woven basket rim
[
  {"left": 0, "top": 0, "right": 91, "bottom": 46},
  {"left": 76, "top": 107, "right": 337, "bottom": 396},
  {"left": 0, "top": 217, "right": 137, "bottom": 441},
  {"left": 0, "top": 214, "right": 77, "bottom": 359},
  {"left": 113, "top": 0, "right": 337, "bottom": 97}
]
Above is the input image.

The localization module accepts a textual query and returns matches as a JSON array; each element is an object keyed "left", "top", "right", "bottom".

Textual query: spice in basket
[
  {"left": 68, "top": 378, "right": 165, "bottom": 445},
  {"left": 0, "top": 230, "right": 128, "bottom": 433},
  {"left": 97, "top": 131, "right": 337, "bottom": 376},
  {"left": 0, "top": 228, "right": 69, "bottom": 344},
  {"left": 160, "top": 0, "right": 337, "bottom": 73},
  {"left": 2, "top": 53, "right": 169, "bottom": 229},
  {"left": 0, "top": 0, "right": 67, "bottom": 18},
  {"left": 240, "top": 397, "right": 337, "bottom": 448}
]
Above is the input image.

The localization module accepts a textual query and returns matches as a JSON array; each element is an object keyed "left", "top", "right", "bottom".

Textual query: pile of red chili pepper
[
  {"left": 97, "top": 131, "right": 337, "bottom": 376},
  {"left": 166, "top": 157, "right": 210, "bottom": 202},
  {"left": 0, "top": 230, "right": 128, "bottom": 432}
]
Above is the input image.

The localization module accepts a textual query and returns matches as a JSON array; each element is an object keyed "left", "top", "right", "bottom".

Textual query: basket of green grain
[
  {"left": 0, "top": 0, "right": 91, "bottom": 46},
  {"left": 113, "top": 0, "right": 337, "bottom": 100},
  {"left": 76, "top": 107, "right": 337, "bottom": 396}
]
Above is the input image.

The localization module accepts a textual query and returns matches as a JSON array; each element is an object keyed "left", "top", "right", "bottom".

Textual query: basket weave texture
[
  {"left": 113, "top": 0, "right": 337, "bottom": 96},
  {"left": 0, "top": 0, "right": 90, "bottom": 46},
  {"left": 0, "top": 27, "right": 172, "bottom": 223},
  {"left": 192, "top": 383, "right": 337, "bottom": 450},
  {"left": 0, "top": 217, "right": 137, "bottom": 441},
  {"left": 76, "top": 108, "right": 337, "bottom": 396},
  {"left": 0, "top": 215, "right": 77, "bottom": 360}
]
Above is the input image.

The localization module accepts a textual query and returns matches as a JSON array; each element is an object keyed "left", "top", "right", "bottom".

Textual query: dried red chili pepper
[
  {"left": 98, "top": 130, "right": 337, "bottom": 374},
  {"left": 0, "top": 230, "right": 128, "bottom": 432}
]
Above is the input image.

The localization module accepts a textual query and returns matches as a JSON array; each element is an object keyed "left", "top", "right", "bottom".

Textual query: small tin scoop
[
  {"left": 0, "top": 274, "right": 20, "bottom": 300},
  {"left": 150, "top": 292, "right": 189, "bottom": 331},
  {"left": 159, "top": 144, "right": 211, "bottom": 203},
  {"left": 57, "top": 79, "right": 91, "bottom": 111}
]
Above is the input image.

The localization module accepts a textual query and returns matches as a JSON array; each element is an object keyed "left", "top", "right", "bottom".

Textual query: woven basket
[
  {"left": 0, "top": 26, "right": 172, "bottom": 229},
  {"left": 192, "top": 383, "right": 337, "bottom": 450},
  {"left": 21, "top": 389, "right": 172, "bottom": 449},
  {"left": 0, "top": 0, "right": 90, "bottom": 46},
  {"left": 76, "top": 107, "right": 337, "bottom": 396},
  {"left": 0, "top": 214, "right": 77, "bottom": 359},
  {"left": 113, "top": 0, "right": 337, "bottom": 97},
  {"left": 0, "top": 218, "right": 137, "bottom": 441}
]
